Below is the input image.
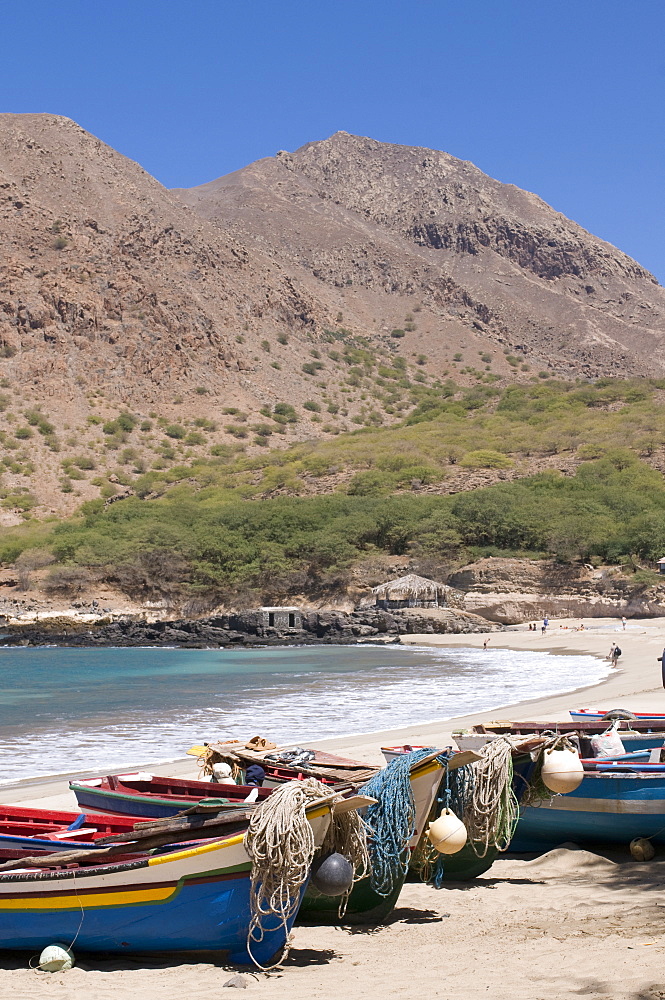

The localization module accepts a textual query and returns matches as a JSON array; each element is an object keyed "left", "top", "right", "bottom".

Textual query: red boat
[{"left": 0, "top": 804, "right": 141, "bottom": 859}]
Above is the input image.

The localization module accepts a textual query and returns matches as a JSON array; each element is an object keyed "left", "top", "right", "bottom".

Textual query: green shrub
[
  {"left": 302, "top": 361, "right": 324, "bottom": 376},
  {"left": 165, "top": 424, "right": 186, "bottom": 440},
  {"left": 303, "top": 401, "right": 321, "bottom": 412},
  {"left": 274, "top": 403, "right": 297, "bottom": 423},
  {"left": 71, "top": 455, "right": 96, "bottom": 470},
  {"left": 117, "top": 413, "right": 137, "bottom": 432}
]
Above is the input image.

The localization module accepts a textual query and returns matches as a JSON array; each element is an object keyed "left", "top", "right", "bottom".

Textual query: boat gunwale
[{"left": 0, "top": 802, "right": 332, "bottom": 884}]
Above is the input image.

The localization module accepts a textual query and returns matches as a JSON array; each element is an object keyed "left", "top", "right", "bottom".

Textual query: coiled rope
[
  {"left": 360, "top": 748, "right": 441, "bottom": 898},
  {"left": 243, "top": 777, "right": 366, "bottom": 970},
  {"left": 464, "top": 737, "right": 519, "bottom": 856}
]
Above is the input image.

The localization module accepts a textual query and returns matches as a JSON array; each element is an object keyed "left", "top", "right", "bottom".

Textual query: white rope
[
  {"left": 243, "top": 778, "right": 368, "bottom": 969},
  {"left": 464, "top": 738, "right": 519, "bottom": 856}
]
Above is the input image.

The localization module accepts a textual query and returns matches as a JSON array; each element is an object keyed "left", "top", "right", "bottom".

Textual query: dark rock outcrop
[{"left": 0, "top": 606, "right": 500, "bottom": 648}]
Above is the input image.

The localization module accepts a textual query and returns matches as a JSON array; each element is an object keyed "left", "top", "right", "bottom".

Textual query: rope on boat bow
[{"left": 243, "top": 777, "right": 367, "bottom": 970}]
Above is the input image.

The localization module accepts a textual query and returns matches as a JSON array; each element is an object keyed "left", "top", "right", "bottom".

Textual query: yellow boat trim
[
  {"left": 0, "top": 884, "right": 176, "bottom": 911},
  {"left": 148, "top": 834, "right": 244, "bottom": 866},
  {"left": 412, "top": 759, "right": 443, "bottom": 779},
  {"left": 147, "top": 803, "right": 330, "bottom": 866}
]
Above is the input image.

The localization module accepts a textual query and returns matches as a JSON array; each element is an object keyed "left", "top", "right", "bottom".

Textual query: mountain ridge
[
  {"left": 1, "top": 115, "right": 665, "bottom": 517},
  {"left": 175, "top": 130, "right": 665, "bottom": 379}
]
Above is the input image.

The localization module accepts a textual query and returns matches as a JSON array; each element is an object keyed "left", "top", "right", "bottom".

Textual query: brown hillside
[
  {"left": 2, "top": 118, "right": 665, "bottom": 517},
  {"left": 175, "top": 131, "right": 665, "bottom": 379}
]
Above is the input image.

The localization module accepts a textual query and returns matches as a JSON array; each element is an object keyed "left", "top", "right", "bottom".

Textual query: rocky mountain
[
  {"left": 0, "top": 114, "right": 339, "bottom": 405},
  {"left": 175, "top": 131, "right": 665, "bottom": 379},
  {"left": 1, "top": 116, "right": 665, "bottom": 517}
]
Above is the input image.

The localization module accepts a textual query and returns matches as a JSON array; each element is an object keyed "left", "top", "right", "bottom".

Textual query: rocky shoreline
[{"left": 0, "top": 606, "right": 500, "bottom": 648}]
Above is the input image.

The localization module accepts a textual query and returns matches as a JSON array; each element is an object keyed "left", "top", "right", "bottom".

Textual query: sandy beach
[{"left": 4, "top": 617, "right": 665, "bottom": 1000}]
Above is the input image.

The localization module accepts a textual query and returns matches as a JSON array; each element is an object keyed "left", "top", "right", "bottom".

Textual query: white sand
[{"left": 3, "top": 616, "right": 665, "bottom": 998}]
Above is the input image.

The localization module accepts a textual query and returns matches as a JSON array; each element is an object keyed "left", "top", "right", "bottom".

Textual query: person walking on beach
[
  {"left": 483, "top": 638, "right": 490, "bottom": 650},
  {"left": 622, "top": 616, "right": 627, "bottom": 630},
  {"left": 609, "top": 643, "right": 621, "bottom": 667}
]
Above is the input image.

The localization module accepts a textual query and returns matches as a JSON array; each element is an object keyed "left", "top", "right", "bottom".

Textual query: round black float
[
  {"left": 602, "top": 709, "right": 637, "bottom": 721},
  {"left": 310, "top": 852, "right": 354, "bottom": 896}
]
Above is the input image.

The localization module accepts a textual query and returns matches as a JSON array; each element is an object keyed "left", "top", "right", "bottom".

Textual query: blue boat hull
[
  {"left": 72, "top": 785, "right": 185, "bottom": 818},
  {"left": 0, "top": 806, "right": 335, "bottom": 966},
  {"left": 0, "top": 868, "right": 295, "bottom": 965},
  {"left": 512, "top": 770, "right": 665, "bottom": 852}
]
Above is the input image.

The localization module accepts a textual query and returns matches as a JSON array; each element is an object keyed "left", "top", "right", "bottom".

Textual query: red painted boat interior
[{"left": 93, "top": 774, "right": 273, "bottom": 802}]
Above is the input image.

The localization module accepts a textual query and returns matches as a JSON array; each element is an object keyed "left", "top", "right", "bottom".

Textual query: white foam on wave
[{"left": 0, "top": 645, "right": 609, "bottom": 784}]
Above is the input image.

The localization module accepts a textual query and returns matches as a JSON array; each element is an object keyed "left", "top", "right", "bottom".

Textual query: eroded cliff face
[{"left": 450, "top": 557, "right": 665, "bottom": 623}]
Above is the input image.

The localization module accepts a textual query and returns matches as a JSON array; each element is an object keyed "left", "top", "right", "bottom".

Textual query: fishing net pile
[
  {"left": 414, "top": 734, "right": 573, "bottom": 887},
  {"left": 360, "top": 747, "right": 441, "bottom": 898}
]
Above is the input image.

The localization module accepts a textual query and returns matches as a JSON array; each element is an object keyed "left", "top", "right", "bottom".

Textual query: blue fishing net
[{"left": 360, "top": 748, "right": 447, "bottom": 897}]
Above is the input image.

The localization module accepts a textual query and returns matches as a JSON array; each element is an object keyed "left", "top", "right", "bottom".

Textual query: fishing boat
[
  {"left": 512, "top": 767, "right": 665, "bottom": 852},
  {"left": 381, "top": 744, "right": 428, "bottom": 764},
  {"left": 454, "top": 720, "right": 665, "bottom": 754},
  {"left": 0, "top": 793, "right": 336, "bottom": 965},
  {"left": 70, "top": 773, "right": 272, "bottom": 819},
  {"left": 570, "top": 708, "right": 665, "bottom": 723},
  {"left": 197, "top": 741, "right": 378, "bottom": 788},
  {"left": 0, "top": 805, "right": 140, "bottom": 858},
  {"left": 298, "top": 749, "right": 448, "bottom": 924}
]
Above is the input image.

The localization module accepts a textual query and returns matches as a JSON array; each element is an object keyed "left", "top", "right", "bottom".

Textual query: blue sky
[{"left": 2, "top": 0, "right": 664, "bottom": 281}]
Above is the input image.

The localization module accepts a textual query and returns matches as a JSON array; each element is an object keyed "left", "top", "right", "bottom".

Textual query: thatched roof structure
[{"left": 371, "top": 573, "right": 445, "bottom": 600}]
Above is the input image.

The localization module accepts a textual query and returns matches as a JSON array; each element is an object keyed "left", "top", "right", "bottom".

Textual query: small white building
[
  {"left": 259, "top": 606, "right": 302, "bottom": 629},
  {"left": 658, "top": 558, "right": 665, "bottom": 576}
]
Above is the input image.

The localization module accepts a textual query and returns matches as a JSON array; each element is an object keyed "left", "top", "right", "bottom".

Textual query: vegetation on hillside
[{"left": 2, "top": 443, "right": 665, "bottom": 607}]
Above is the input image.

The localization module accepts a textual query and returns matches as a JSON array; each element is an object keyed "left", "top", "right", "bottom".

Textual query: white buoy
[
  {"left": 541, "top": 747, "right": 584, "bottom": 794},
  {"left": 427, "top": 809, "right": 468, "bottom": 855},
  {"left": 38, "top": 943, "right": 75, "bottom": 972},
  {"left": 630, "top": 837, "right": 656, "bottom": 861}
]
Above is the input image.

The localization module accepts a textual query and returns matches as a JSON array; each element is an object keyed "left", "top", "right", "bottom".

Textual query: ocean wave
[{"left": 0, "top": 644, "right": 608, "bottom": 784}]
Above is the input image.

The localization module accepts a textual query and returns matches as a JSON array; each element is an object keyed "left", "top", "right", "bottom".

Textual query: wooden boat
[
  {"left": 512, "top": 768, "right": 665, "bottom": 852},
  {"left": 298, "top": 750, "right": 447, "bottom": 924},
  {"left": 455, "top": 721, "right": 665, "bottom": 754},
  {"left": 381, "top": 744, "right": 428, "bottom": 764},
  {"left": 0, "top": 805, "right": 140, "bottom": 858},
  {"left": 70, "top": 773, "right": 272, "bottom": 819},
  {"left": 0, "top": 795, "right": 335, "bottom": 964},
  {"left": 570, "top": 708, "right": 665, "bottom": 723},
  {"left": 201, "top": 742, "right": 378, "bottom": 787}
]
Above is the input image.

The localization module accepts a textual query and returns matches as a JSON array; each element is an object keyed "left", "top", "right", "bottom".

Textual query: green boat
[{"left": 299, "top": 752, "right": 445, "bottom": 925}]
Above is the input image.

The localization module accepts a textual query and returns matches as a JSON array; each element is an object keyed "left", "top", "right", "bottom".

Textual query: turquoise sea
[{"left": 0, "top": 644, "right": 609, "bottom": 784}]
